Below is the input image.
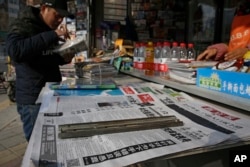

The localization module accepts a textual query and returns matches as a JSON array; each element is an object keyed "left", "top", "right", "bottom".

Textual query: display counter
[
  {"left": 121, "top": 70, "right": 250, "bottom": 113},
  {"left": 21, "top": 74, "right": 250, "bottom": 167}
]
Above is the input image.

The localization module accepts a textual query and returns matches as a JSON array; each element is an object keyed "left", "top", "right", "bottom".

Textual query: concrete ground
[{"left": 0, "top": 92, "right": 27, "bottom": 167}]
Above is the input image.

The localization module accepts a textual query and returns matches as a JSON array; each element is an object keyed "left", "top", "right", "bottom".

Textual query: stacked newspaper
[
  {"left": 167, "top": 61, "right": 218, "bottom": 84},
  {"left": 81, "top": 63, "right": 118, "bottom": 79}
]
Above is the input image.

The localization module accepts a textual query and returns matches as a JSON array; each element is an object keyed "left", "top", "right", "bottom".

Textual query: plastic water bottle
[
  {"left": 187, "top": 43, "right": 196, "bottom": 61},
  {"left": 145, "top": 41, "right": 154, "bottom": 76},
  {"left": 162, "top": 41, "right": 171, "bottom": 62},
  {"left": 160, "top": 41, "right": 171, "bottom": 76},
  {"left": 137, "top": 42, "right": 146, "bottom": 73},
  {"left": 133, "top": 42, "right": 140, "bottom": 72},
  {"left": 179, "top": 42, "right": 187, "bottom": 62},
  {"left": 170, "top": 42, "right": 179, "bottom": 62},
  {"left": 154, "top": 42, "right": 162, "bottom": 76}
]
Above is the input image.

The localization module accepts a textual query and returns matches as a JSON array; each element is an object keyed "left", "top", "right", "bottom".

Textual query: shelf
[{"left": 121, "top": 70, "right": 250, "bottom": 113}]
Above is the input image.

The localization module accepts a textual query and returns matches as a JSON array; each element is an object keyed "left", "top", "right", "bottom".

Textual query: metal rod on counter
[{"left": 58, "top": 116, "right": 184, "bottom": 139}]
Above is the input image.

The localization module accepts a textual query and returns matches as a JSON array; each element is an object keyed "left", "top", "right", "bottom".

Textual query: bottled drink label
[
  {"left": 155, "top": 58, "right": 167, "bottom": 72},
  {"left": 154, "top": 58, "right": 161, "bottom": 71},
  {"left": 153, "top": 42, "right": 162, "bottom": 72},
  {"left": 133, "top": 43, "right": 140, "bottom": 70},
  {"left": 138, "top": 42, "right": 146, "bottom": 72},
  {"left": 133, "top": 57, "right": 139, "bottom": 69},
  {"left": 137, "top": 57, "right": 145, "bottom": 70},
  {"left": 159, "top": 41, "right": 170, "bottom": 75},
  {"left": 158, "top": 63, "right": 168, "bottom": 72}
]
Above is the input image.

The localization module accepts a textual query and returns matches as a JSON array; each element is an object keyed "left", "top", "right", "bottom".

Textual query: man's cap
[{"left": 42, "top": 0, "right": 74, "bottom": 18}]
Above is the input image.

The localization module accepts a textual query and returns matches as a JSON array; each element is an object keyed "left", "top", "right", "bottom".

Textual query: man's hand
[
  {"left": 55, "top": 24, "right": 70, "bottom": 41},
  {"left": 196, "top": 48, "right": 217, "bottom": 60},
  {"left": 224, "top": 48, "right": 248, "bottom": 61}
]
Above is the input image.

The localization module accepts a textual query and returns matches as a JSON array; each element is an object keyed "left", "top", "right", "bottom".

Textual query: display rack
[
  {"left": 121, "top": 70, "right": 250, "bottom": 112},
  {"left": 67, "top": 0, "right": 90, "bottom": 57}
]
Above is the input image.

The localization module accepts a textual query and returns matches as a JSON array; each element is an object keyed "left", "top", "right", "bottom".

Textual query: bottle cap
[
  {"left": 163, "top": 41, "right": 170, "bottom": 46},
  {"left": 156, "top": 42, "right": 162, "bottom": 47},
  {"left": 180, "top": 43, "right": 186, "bottom": 47},
  {"left": 188, "top": 43, "right": 194, "bottom": 48},
  {"left": 172, "top": 42, "right": 178, "bottom": 47},
  {"left": 135, "top": 42, "right": 140, "bottom": 47}
]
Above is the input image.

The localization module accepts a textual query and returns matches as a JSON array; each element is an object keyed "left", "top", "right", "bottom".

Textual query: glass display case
[
  {"left": 187, "top": 0, "right": 216, "bottom": 54},
  {"left": 129, "top": 0, "right": 236, "bottom": 55},
  {"left": 187, "top": 0, "right": 235, "bottom": 54},
  {"left": 130, "top": 0, "right": 188, "bottom": 41}
]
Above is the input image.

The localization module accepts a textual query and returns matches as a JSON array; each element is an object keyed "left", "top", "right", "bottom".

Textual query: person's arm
[
  {"left": 55, "top": 52, "right": 75, "bottom": 65},
  {"left": 197, "top": 43, "right": 228, "bottom": 61},
  {"left": 6, "top": 30, "right": 59, "bottom": 62}
]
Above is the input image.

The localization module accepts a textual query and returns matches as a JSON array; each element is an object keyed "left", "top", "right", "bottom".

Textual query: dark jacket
[{"left": 6, "top": 6, "right": 67, "bottom": 104}]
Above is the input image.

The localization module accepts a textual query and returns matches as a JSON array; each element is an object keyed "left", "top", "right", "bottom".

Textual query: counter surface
[
  {"left": 121, "top": 70, "right": 250, "bottom": 113},
  {"left": 22, "top": 74, "right": 250, "bottom": 167}
]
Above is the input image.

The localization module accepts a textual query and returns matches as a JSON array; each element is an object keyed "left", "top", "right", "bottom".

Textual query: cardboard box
[{"left": 196, "top": 68, "right": 250, "bottom": 99}]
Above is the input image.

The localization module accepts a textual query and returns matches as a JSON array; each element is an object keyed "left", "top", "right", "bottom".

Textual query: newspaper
[
  {"left": 23, "top": 83, "right": 250, "bottom": 167},
  {"left": 126, "top": 83, "right": 250, "bottom": 141}
]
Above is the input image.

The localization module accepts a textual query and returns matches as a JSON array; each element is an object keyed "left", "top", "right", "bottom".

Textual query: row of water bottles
[{"left": 133, "top": 41, "right": 196, "bottom": 76}]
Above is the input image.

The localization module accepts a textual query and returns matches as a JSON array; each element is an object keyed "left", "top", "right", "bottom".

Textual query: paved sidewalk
[{"left": 0, "top": 93, "right": 27, "bottom": 167}]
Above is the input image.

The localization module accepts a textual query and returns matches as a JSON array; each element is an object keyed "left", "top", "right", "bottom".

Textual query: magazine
[{"left": 49, "top": 78, "right": 117, "bottom": 90}]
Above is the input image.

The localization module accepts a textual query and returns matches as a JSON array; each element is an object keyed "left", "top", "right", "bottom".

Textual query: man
[{"left": 6, "top": 0, "right": 75, "bottom": 141}]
